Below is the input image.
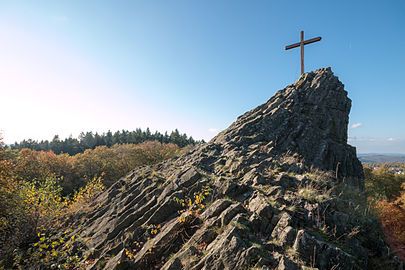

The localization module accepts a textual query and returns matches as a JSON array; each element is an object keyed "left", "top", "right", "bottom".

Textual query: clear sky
[{"left": 0, "top": 1, "right": 404, "bottom": 153}]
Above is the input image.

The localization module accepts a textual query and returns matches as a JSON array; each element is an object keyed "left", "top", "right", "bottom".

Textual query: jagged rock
[
  {"left": 212, "top": 67, "right": 364, "bottom": 185},
  {"left": 277, "top": 226, "right": 297, "bottom": 247},
  {"left": 248, "top": 193, "right": 274, "bottom": 220},
  {"left": 271, "top": 212, "right": 293, "bottom": 239},
  {"left": 200, "top": 199, "right": 232, "bottom": 220},
  {"left": 293, "top": 229, "right": 358, "bottom": 269},
  {"left": 64, "top": 68, "right": 403, "bottom": 270},
  {"left": 277, "top": 256, "right": 300, "bottom": 270},
  {"left": 274, "top": 173, "right": 297, "bottom": 189}
]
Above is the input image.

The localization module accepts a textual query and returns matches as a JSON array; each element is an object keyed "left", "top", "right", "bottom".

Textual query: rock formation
[{"left": 69, "top": 68, "right": 402, "bottom": 269}]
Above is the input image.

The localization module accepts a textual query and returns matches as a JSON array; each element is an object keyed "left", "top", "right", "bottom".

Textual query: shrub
[
  {"left": 364, "top": 166, "right": 405, "bottom": 201},
  {"left": 364, "top": 165, "right": 405, "bottom": 261},
  {"left": 67, "top": 176, "right": 105, "bottom": 213},
  {"left": 19, "top": 177, "right": 66, "bottom": 230}
]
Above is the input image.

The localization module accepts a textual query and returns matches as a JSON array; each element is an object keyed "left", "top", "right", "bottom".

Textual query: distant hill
[{"left": 358, "top": 153, "right": 405, "bottom": 163}]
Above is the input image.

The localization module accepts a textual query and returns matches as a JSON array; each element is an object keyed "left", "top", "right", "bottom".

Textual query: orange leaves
[
  {"left": 13, "top": 148, "right": 72, "bottom": 184},
  {"left": 376, "top": 200, "right": 405, "bottom": 242},
  {"left": 395, "top": 183, "right": 405, "bottom": 209},
  {"left": 4, "top": 141, "right": 180, "bottom": 193},
  {"left": 365, "top": 164, "right": 405, "bottom": 260},
  {"left": 71, "top": 142, "right": 180, "bottom": 187},
  {"left": 375, "top": 199, "right": 405, "bottom": 260}
]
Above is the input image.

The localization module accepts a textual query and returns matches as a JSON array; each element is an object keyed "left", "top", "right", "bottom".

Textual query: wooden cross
[{"left": 285, "top": 31, "right": 321, "bottom": 75}]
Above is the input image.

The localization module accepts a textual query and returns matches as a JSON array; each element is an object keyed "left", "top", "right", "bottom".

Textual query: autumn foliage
[
  {"left": 376, "top": 200, "right": 405, "bottom": 243},
  {"left": 7, "top": 141, "right": 180, "bottom": 194},
  {"left": 0, "top": 138, "right": 181, "bottom": 268},
  {"left": 365, "top": 165, "right": 405, "bottom": 261}
]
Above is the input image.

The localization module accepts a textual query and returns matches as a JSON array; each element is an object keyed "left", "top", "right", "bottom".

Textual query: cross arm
[
  {"left": 285, "top": 36, "right": 322, "bottom": 50},
  {"left": 285, "top": 42, "right": 300, "bottom": 50},
  {"left": 303, "top": 36, "right": 322, "bottom": 46}
]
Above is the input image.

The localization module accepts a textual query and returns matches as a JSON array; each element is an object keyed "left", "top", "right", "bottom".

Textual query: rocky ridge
[{"left": 70, "top": 68, "right": 402, "bottom": 269}]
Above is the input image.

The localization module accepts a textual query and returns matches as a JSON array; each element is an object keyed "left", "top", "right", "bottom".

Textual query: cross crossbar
[{"left": 285, "top": 37, "right": 322, "bottom": 50}]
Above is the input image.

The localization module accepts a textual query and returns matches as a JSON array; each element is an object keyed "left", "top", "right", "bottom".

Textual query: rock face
[
  {"left": 212, "top": 68, "right": 363, "bottom": 183},
  {"left": 70, "top": 68, "right": 402, "bottom": 269}
]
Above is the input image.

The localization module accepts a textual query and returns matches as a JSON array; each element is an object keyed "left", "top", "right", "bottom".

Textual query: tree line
[{"left": 11, "top": 128, "right": 202, "bottom": 155}]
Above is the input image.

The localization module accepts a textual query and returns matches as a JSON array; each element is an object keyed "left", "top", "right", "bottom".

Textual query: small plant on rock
[{"left": 173, "top": 185, "right": 212, "bottom": 223}]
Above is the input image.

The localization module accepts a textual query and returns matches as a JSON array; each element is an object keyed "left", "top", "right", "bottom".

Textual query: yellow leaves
[
  {"left": 173, "top": 185, "right": 212, "bottom": 223},
  {"left": 178, "top": 215, "right": 187, "bottom": 223},
  {"left": 147, "top": 224, "right": 161, "bottom": 236},
  {"left": 39, "top": 243, "right": 49, "bottom": 249},
  {"left": 29, "top": 230, "right": 84, "bottom": 269},
  {"left": 18, "top": 177, "right": 67, "bottom": 228},
  {"left": 194, "top": 194, "right": 202, "bottom": 205},
  {"left": 69, "top": 176, "right": 105, "bottom": 208},
  {"left": 125, "top": 248, "right": 136, "bottom": 260}
]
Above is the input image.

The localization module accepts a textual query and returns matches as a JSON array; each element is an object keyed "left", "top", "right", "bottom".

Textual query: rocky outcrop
[
  {"left": 211, "top": 67, "right": 363, "bottom": 186},
  {"left": 67, "top": 68, "right": 402, "bottom": 269}
]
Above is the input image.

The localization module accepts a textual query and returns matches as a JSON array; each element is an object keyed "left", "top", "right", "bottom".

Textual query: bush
[
  {"left": 72, "top": 141, "right": 180, "bottom": 187},
  {"left": 375, "top": 200, "right": 405, "bottom": 242},
  {"left": 364, "top": 166, "right": 405, "bottom": 201},
  {"left": 0, "top": 139, "right": 33, "bottom": 265},
  {"left": 68, "top": 176, "right": 105, "bottom": 214},
  {"left": 364, "top": 165, "right": 405, "bottom": 261},
  {"left": 19, "top": 177, "right": 66, "bottom": 230}
]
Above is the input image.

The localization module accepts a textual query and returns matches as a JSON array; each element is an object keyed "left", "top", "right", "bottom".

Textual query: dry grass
[
  {"left": 298, "top": 183, "right": 331, "bottom": 203},
  {"left": 304, "top": 167, "right": 335, "bottom": 184}
]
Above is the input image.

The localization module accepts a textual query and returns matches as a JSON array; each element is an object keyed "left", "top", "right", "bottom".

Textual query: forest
[{"left": 11, "top": 128, "right": 200, "bottom": 155}]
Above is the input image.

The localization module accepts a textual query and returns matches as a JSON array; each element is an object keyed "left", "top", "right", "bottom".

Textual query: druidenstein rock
[{"left": 62, "top": 68, "right": 402, "bottom": 270}]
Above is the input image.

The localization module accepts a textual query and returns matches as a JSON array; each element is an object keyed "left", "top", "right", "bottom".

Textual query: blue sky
[{"left": 0, "top": 1, "right": 404, "bottom": 153}]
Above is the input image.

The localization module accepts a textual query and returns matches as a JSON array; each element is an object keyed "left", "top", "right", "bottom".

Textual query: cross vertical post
[
  {"left": 285, "top": 31, "right": 322, "bottom": 75},
  {"left": 300, "top": 31, "right": 304, "bottom": 75}
]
